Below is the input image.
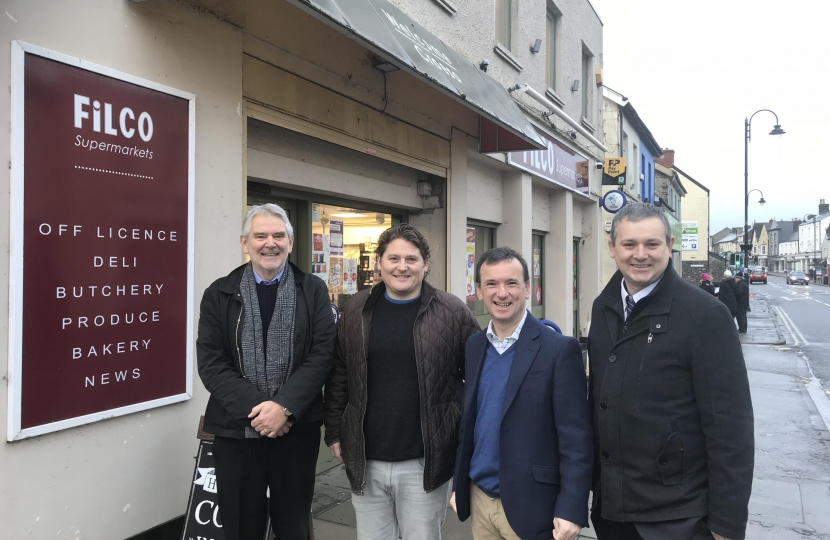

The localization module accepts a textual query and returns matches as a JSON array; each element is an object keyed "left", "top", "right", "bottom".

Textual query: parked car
[
  {"left": 749, "top": 268, "right": 767, "bottom": 284},
  {"left": 787, "top": 271, "right": 809, "bottom": 285}
]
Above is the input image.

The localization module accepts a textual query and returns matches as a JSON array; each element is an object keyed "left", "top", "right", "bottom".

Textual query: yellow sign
[{"left": 604, "top": 157, "right": 626, "bottom": 177}]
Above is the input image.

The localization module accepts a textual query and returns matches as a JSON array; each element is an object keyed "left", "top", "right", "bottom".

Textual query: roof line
[
  {"left": 621, "top": 102, "right": 661, "bottom": 156},
  {"left": 673, "top": 165, "right": 709, "bottom": 193}
]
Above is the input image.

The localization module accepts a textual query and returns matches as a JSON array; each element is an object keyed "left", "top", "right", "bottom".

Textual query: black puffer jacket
[{"left": 324, "top": 281, "right": 479, "bottom": 493}]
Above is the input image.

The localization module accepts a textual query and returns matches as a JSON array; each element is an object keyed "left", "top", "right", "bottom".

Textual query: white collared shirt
[
  {"left": 253, "top": 265, "right": 286, "bottom": 285},
  {"left": 620, "top": 277, "right": 661, "bottom": 321},
  {"left": 485, "top": 309, "right": 528, "bottom": 355}
]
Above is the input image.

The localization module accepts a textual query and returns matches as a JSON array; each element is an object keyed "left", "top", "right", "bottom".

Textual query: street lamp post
[
  {"left": 744, "top": 110, "right": 784, "bottom": 267},
  {"left": 745, "top": 188, "right": 766, "bottom": 266}
]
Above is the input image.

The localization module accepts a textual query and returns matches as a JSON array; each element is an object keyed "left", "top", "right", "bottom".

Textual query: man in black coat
[
  {"left": 716, "top": 270, "right": 739, "bottom": 325},
  {"left": 588, "top": 203, "right": 754, "bottom": 540},
  {"left": 197, "top": 204, "right": 336, "bottom": 540},
  {"left": 733, "top": 273, "right": 749, "bottom": 333}
]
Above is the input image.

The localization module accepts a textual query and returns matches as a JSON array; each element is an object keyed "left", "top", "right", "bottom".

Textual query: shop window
[
  {"left": 531, "top": 234, "right": 545, "bottom": 320},
  {"left": 466, "top": 222, "right": 495, "bottom": 328},
  {"left": 312, "top": 203, "right": 400, "bottom": 314}
]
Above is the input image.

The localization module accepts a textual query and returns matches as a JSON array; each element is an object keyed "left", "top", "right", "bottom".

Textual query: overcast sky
[{"left": 588, "top": 0, "right": 830, "bottom": 233}]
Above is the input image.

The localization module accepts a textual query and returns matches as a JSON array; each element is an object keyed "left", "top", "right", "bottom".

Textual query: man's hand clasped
[
  {"left": 249, "top": 401, "right": 291, "bottom": 438},
  {"left": 552, "top": 517, "right": 581, "bottom": 540}
]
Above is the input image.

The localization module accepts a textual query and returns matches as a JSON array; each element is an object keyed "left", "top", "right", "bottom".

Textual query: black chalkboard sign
[{"left": 181, "top": 440, "right": 271, "bottom": 540}]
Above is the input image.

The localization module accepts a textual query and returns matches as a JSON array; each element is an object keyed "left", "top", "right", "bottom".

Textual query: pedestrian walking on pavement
[
  {"left": 699, "top": 273, "right": 715, "bottom": 296},
  {"left": 324, "top": 224, "right": 479, "bottom": 540},
  {"left": 588, "top": 203, "right": 755, "bottom": 540},
  {"left": 733, "top": 272, "right": 749, "bottom": 333},
  {"left": 717, "top": 270, "right": 739, "bottom": 327},
  {"left": 451, "top": 247, "right": 592, "bottom": 540}
]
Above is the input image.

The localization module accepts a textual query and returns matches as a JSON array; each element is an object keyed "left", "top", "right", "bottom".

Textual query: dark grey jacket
[
  {"left": 588, "top": 266, "right": 754, "bottom": 539},
  {"left": 197, "top": 262, "right": 336, "bottom": 438}
]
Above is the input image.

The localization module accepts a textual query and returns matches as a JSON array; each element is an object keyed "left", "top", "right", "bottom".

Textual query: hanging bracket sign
[
  {"left": 602, "top": 157, "right": 626, "bottom": 186},
  {"left": 599, "top": 190, "right": 627, "bottom": 214}
]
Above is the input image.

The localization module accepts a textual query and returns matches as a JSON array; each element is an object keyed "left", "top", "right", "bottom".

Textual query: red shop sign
[{"left": 7, "top": 42, "right": 195, "bottom": 440}]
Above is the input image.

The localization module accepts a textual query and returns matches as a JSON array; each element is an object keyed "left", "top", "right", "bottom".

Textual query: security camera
[
  {"left": 479, "top": 59, "right": 489, "bottom": 72},
  {"left": 596, "top": 162, "right": 604, "bottom": 170},
  {"left": 568, "top": 131, "right": 577, "bottom": 140}
]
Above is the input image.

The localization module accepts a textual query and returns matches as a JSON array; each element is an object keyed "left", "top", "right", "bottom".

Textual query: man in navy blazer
[{"left": 452, "top": 247, "right": 593, "bottom": 540}]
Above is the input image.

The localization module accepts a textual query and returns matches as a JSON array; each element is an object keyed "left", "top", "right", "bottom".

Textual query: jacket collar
[
  {"left": 363, "top": 279, "right": 437, "bottom": 314},
  {"left": 597, "top": 264, "right": 677, "bottom": 321},
  {"left": 219, "top": 261, "right": 306, "bottom": 294}
]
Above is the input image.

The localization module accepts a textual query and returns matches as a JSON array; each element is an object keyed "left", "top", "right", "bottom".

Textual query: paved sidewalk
[{"left": 309, "top": 294, "right": 830, "bottom": 539}]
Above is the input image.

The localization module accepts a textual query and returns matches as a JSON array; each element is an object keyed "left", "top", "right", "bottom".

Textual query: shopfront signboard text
[
  {"left": 7, "top": 42, "right": 195, "bottom": 440},
  {"left": 508, "top": 128, "right": 590, "bottom": 196}
]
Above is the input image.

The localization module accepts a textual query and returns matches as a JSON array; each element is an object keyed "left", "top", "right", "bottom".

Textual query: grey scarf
[{"left": 239, "top": 263, "right": 296, "bottom": 438}]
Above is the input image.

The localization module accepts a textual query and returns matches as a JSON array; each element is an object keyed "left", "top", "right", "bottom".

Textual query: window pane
[
  {"left": 496, "top": 0, "right": 512, "bottom": 49},
  {"left": 581, "top": 54, "right": 590, "bottom": 117},
  {"left": 546, "top": 12, "right": 556, "bottom": 89},
  {"left": 531, "top": 234, "right": 544, "bottom": 320},
  {"left": 466, "top": 224, "right": 494, "bottom": 327}
]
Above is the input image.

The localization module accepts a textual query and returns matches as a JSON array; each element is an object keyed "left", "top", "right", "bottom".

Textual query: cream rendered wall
[
  {"left": 679, "top": 174, "right": 708, "bottom": 263},
  {"left": 0, "top": 1, "right": 244, "bottom": 538},
  {"left": 467, "top": 156, "right": 504, "bottom": 223},
  {"left": 390, "top": 0, "right": 604, "bottom": 146},
  {"left": 532, "top": 185, "right": 551, "bottom": 232}
]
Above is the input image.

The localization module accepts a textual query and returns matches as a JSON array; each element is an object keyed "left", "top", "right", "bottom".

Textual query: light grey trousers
[{"left": 351, "top": 458, "right": 452, "bottom": 540}]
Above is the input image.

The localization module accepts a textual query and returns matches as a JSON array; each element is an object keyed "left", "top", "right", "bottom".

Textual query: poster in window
[
  {"left": 312, "top": 233, "right": 329, "bottom": 282},
  {"left": 466, "top": 228, "right": 477, "bottom": 301},
  {"left": 329, "top": 256, "right": 343, "bottom": 294},
  {"left": 344, "top": 258, "right": 358, "bottom": 294},
  {"left": 329, "top": 220, "right": 344, "bottom": 257},
  {"left": 533, "top": 248, "right": 541, "bottom": 278}
]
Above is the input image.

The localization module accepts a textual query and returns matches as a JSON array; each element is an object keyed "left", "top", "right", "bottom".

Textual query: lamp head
[
  {"left": 769, "top": 124, "right": 785, "bottom": 136},
  {"left": 759, "top": 197, "right": 766, "bottom": 206}
]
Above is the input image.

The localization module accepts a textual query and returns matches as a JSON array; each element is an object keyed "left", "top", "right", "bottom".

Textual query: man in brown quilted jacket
[{"left": 324, "top": 224, "right": 479, "bottom": 540}]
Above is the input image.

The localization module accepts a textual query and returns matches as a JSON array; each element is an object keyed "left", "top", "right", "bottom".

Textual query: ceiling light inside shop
[{"left": 329, "top": 213, "right": 368, "bottom": 218}]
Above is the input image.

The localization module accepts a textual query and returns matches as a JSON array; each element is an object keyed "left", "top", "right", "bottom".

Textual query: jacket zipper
[
  {"left": 637, "top": 332, "right": 653, "bottom": 382},
  {"left": 413, "top": 295, "right": 433, "bottom": 491},
  {"left": 357, "top": 296, "right": 370, "bottom": 495},
  {"left": 235, "top": 295, "right": 245, "bottom": 377}
]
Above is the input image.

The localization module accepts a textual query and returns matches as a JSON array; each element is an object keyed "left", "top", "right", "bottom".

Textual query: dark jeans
[
  {"left": 737, "top": 308, "right": 748, "bottom": 333},
  {"left": 212, "top": 426, "right": 320, "bottom": 540}
]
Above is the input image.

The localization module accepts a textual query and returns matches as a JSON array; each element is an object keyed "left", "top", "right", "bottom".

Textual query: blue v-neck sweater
[{"left": 469, "top": 340, "right": 517, "bottom": 498}]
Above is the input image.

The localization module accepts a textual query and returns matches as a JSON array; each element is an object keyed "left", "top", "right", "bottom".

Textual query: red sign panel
[
  {"left": 8, "top": 43, "right": 194, "bottom": 440},
  {"left": 507, "top": 128, "right": 590, "bottom": 196}
]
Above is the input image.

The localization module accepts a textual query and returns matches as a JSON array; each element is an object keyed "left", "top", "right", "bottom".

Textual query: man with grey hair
[
  {"left": 197, "top": 203, "right": 336, "bottom": 540},
  {"left": 588, "top": 203, "right": 754, "bottom": 540}
]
